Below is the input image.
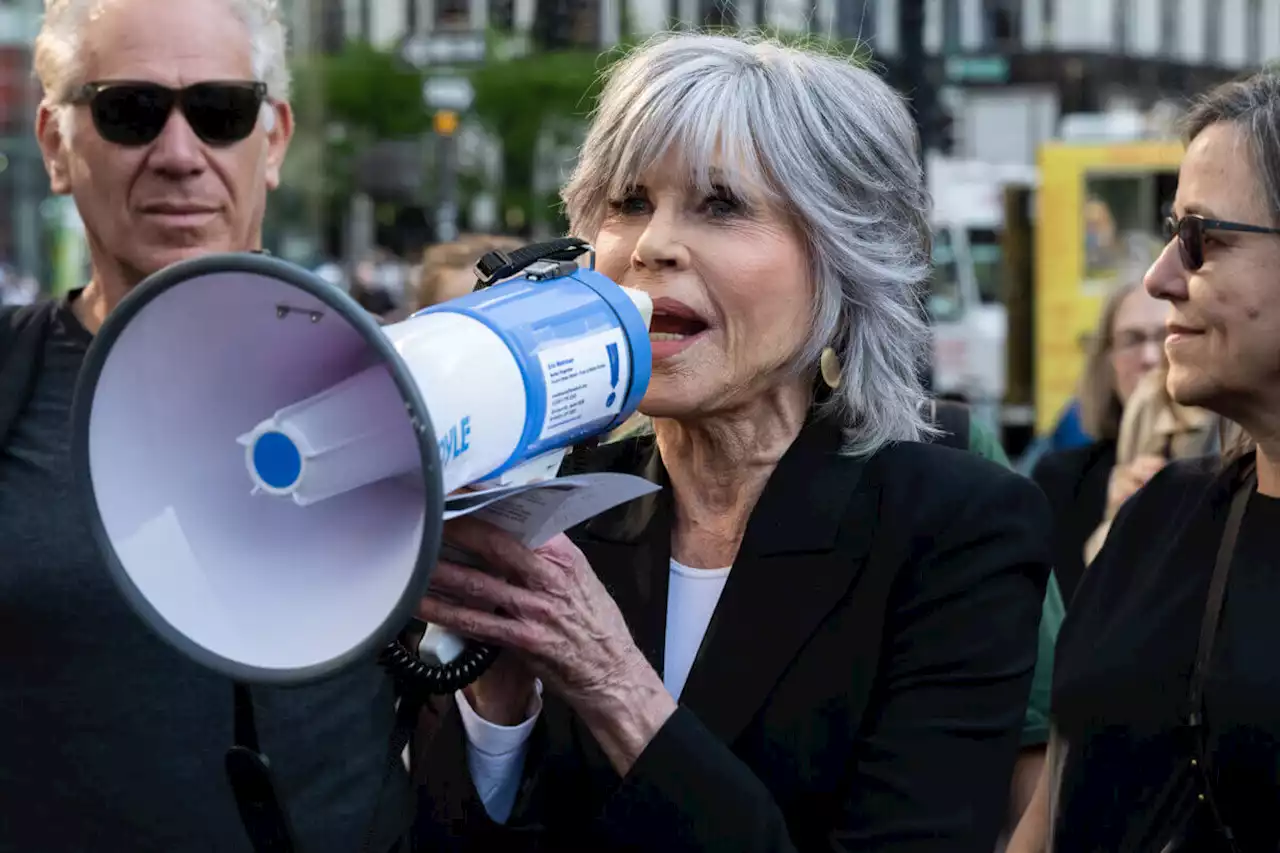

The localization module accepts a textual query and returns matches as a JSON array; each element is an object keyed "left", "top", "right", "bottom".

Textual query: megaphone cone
[
  {"left": 72, "top": 249, "right": 653, "bottom": 687},
  {"left": 72, "top": 253, "right": 446, "bottom": 684}
]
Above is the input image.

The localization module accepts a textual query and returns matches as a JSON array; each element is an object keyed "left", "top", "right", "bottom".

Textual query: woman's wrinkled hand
[{"left": 417, "top": 517, "right": 650, "bottom": 713}]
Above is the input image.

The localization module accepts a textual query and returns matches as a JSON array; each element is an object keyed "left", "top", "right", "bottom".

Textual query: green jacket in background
[{"left": 969, "top": 415, "right": 1063, "bottom": 748}]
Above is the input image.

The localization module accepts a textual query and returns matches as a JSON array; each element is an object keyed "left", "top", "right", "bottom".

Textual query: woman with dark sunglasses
[{"left": 1009, "top": 71, "right": 1280, "bottom": 853}]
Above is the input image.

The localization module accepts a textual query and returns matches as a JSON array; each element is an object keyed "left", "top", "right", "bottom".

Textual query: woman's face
[
  {"left": 593, "top": 152, "right": 812, "bottom": 418},
  {"left": 1145, "top": 121, "right": 1280, "bottom": 415},
  {"left": 1109, "top": 287, "right": 1168, "bottom": 404}
]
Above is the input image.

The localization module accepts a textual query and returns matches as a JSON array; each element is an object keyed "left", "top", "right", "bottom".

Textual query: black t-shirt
[
  {"left": 0, "top": 294, "right": 409, "bottom": 852},
  {"left": 1052, "top": 455, "right": 1280, "bottom": 851}
]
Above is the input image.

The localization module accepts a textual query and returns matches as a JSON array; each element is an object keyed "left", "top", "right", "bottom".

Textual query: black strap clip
[{"left": 473, "top": 237, "right": 594, "bottom": 290}]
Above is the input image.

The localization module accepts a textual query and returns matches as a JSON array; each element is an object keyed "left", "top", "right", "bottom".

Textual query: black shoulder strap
[
  {"left": 1183, "top": 462, "right": 1254, "bottom": 852},
  {"left": 0, "top": 300, "right": 58, "bottom": 449},
  {"left": 926, "top": 399, "right": 971, "bottom": 451},
  {"left": 1189, "top": 464, "right": 1255, "bottom": 719},
  {"left": 226, "top": 683, "right": 298, "bottom": 852}
]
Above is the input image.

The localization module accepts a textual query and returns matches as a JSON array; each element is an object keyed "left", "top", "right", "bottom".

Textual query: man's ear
[
  {"left": 35, "top": 103, "right": 72, "bottom": 195},
  {"left": 263, "top": 100, "right": 294, "bottom": 191}
]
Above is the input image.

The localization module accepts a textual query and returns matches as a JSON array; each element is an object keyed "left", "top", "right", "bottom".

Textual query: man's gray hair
[
  {"left": 35, "top": 0, "right": 291, "bottom": 126},
  {"left": 563, "top": 32, "right": 935, "bottom": 456}
]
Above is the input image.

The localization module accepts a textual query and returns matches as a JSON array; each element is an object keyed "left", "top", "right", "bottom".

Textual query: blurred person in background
[
  {"left": 0, "top": 1, "right": 410, "bottom": 850},
  {"left": 1081, "top": 352, "right": 1219, "bottom": 565},
  {"left": 413, "top": 32, "right": 1051, "bottom": 852},
  {"left": 1031, "top": 278, "right": 1167, "bottom": 602},
  {"left": 350, "top": 248, "right": 412, "bottom": 320},
  {"left": 411, "top": 233, "right": 525, "bottom": 310},
  {"left": 1010, "top": 69, "right": 1280, "bottom": 853}
]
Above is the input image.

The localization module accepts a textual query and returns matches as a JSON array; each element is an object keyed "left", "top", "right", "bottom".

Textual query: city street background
[{"left": 1, "top": 0, "right": 1274, "bottom": 462}]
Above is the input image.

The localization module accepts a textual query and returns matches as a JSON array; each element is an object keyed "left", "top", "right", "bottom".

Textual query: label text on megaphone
[{"left": 438, "top": 415, "right": 472, "bottom": 462}]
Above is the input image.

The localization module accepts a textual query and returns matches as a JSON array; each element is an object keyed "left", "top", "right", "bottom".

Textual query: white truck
[{"left": 926, "top": 155, "right": 1037, "bottom": 430}]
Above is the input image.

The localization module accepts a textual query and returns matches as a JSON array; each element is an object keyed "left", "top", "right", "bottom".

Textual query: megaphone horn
[{"left": 72, "top": 247, "right": 653, "bottom": 689}]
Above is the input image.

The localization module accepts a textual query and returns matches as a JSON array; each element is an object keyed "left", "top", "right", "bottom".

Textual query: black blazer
[
  {"left": 1031, "top": 441, "right": 1117, "bottom": 603},
  {"left": 415, "top": 417, "right": 1052, "bottom": 852}
]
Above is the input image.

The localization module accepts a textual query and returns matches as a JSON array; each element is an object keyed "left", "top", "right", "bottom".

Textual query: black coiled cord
[
  {"left": 357, "top": 637, "right": 501, "bottom": 853},
  {"left": 378, "top": 635, "right": 501, "bottom": 696}
]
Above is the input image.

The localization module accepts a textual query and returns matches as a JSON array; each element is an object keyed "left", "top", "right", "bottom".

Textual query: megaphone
[{"left": 72, "top": 246, "right": 653, "bottom": 686}]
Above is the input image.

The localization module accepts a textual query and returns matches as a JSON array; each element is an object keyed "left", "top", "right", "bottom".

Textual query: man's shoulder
[
  {"left": 0, "top": 299, "right": 61, "bottom": 447},
  {"left": 0, "top": 298, "right": 57, "bottom": 343}
]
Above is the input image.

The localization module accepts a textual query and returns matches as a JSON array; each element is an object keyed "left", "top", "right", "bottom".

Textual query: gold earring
[{"left": 820, "top": 347, "right": 842, "bottom": 390}]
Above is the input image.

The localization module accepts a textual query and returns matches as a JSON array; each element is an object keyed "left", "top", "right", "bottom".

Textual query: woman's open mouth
[{"left": 648, "top": 301, "right": 708, "bottom": 360}]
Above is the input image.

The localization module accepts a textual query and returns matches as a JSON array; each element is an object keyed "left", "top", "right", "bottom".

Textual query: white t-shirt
[
  {"left": 456, "top": 558, "right": 733, "bottom": 822},
  {"left": 662, "top": 559, "right": 732, "bottom": 701}
]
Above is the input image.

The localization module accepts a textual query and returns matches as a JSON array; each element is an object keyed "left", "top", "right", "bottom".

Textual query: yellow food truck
[{"left": 1000, "top": 139, "right": 1185, "bottom": 445}]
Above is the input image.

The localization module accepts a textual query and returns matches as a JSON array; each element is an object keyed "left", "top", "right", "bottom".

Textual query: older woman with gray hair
[{"left": 415, "top": 32, "right": 1050, "bottom": 852}]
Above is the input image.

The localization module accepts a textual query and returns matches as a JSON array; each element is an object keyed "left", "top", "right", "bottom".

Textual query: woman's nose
[
  {"left": 631, "top": 210, "right": 688, "bottom": 271},
  {"left": 1144, "top": 240, "right": 1188, "bottom": 302}
]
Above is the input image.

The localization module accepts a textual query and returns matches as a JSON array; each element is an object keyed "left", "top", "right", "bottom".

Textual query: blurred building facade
[
  {"left": 0, "top": 0, "right": 1276, "bottom": 284},
  {"left": 300, "top": 0, "right": 1280, "bottom": 171},
  {"left": 0, "top": 0, "right": 55, "bottom": 290}
]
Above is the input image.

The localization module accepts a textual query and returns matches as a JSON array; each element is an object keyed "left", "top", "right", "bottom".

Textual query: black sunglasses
[
  {"left": 1163, "top": 213, "right": 1280, "bottom": 271},
  {"left": 68, "top": 80, "right": 268, "bottom": 147}
]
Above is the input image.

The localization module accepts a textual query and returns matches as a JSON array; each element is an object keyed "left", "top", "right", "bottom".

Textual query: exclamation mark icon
[{"left": 606, "top": 342, "right": 620, "bottom": 407}]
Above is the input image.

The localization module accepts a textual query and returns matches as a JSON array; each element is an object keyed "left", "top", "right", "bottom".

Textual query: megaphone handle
[
  {"left": 379, "top": 542, "right": 502, "bottom": 696},
  {"left": 427, "top": 542, "right": 492, "bottom": 660}
]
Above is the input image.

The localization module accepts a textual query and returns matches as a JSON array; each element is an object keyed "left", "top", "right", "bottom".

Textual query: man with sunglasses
[{"left": 0, "top": 1, "right": 411, "bottom": 851}]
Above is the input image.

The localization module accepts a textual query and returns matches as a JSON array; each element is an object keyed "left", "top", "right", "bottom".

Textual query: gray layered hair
[
  {"left": 1180, "top": 70, "right": 1280, "bottom": 464},
  {"left": 563, "top": 32, "right": 934, "bottom": 456},
  {"left": 34, "top": 0, "right": 291, "bottom": 135}
]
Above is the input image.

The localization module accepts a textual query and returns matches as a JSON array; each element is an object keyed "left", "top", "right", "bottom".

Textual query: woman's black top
[
  {"left": 1031, "top": 440, "right": 1117, "bottom": 603},
  {"left": 1052, "top": 454, "right": 1280, "bottom": 851}
]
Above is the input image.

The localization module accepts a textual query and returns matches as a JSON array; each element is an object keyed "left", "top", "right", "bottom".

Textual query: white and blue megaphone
[{"left": 71, "top": 242, "right": 653, "bottom": 687}]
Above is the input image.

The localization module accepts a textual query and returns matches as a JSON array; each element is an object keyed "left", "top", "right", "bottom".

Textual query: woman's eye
[
  {"left": 607, "top": 193, "right": 650, "bottom": 215},
  {"left": 703, "top": 190, "right": 744, "bottom": 218}
]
